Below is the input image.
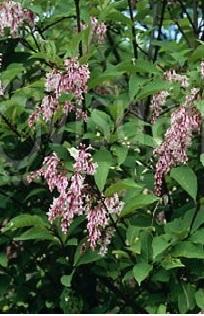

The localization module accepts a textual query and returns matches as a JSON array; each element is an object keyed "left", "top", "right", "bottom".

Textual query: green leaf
[
  {"left": 0, "top": 253, "right": 8, "bottom": 268},
  {"left": 195, "top": 289, "right": 204, "bottom": 309},
  {"left": 190, "top": 229, "right": 204, "bottom": 244},
  {"left": 161, "top": 257, "right": 184, "bottom": 270},
  {"left": 74, "top": 249, "right": 101, "bottom": 267},
  {"left": 105, "top": 178, "right": 143, "bottom": 197},
  {"left": 178, "top": 282, "right": 195, "bottom": 314},
  {"left": 128, "top": 74, "right": 147, "bottom": 101},
  {"left": 190, "top": 45, "right": 204, "bottom": 62},
  {"left": 152, "top": 235, "right": 171, "bottom": 260},
  {"left": 89, "top": 67, "right": 123, "bottom": 88},
  {"left": 111, "top": 145, "right": 128, "bottom": 166},
  {"left": 94, "top": 149, "right": 113, "bottom": 192},
  {"left": 170, "top": 166, "right": 197, "bottom": 200},
  {"left": 133, "top": 263, "right": 153, "bottom": 286},
  {"left": 60, "top": 273, "right": 74, "bottom": 288},
  {"left": 200, "top": 153, "right": 204, "bottom": 167},
  {"left": 121, "top": 194, "right": 158, "bottom": 217},
  {"left": 172, "top": 241, "right": 204, "bottom": 259},
  {"left": 14, "top": 226, "right": 54, "bottom": 241},
  {"left": 135, "top": 80, "right": 170, "bottom": 100},
  {"left": 191, "top": 206, "right": 204, "bottom": 233},
  {"left": 3, "top": 215, "right": 48, "bottom": 232},
  {"left": 90, "top": 109, "right": 113, "bottom": 139}
]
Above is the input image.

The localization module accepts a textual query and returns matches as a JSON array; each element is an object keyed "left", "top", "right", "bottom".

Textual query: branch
[
  {"left": 167, "top": 7, "right": 191, "bottom": 47},
  {"left": 74, "top": 0, "right": 87, "bottom": 135},
  {"left": 74, "top": 0, "right": 83, "bottom": 57},
  {"left": 177, "top": 0, "right": 197, "bottom": 35},
  {"left": 40, "top": 15, "right": 76, "bottom": 33},
  {"left": 153, "top": 0, "right": 167, "bottom": 63},
  {"left": 127, "top": 0, "right": 138, "bottom": 59},
  {"left": 192, "top": 0, "right": 198, "bottom": 33},
  {"left": 106, "top": 26, "right": 121, "bottom": 63}
]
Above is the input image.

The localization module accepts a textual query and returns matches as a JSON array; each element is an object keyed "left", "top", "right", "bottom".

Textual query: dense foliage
[{"left": 1, "top": 0, "right": 204, "bottom": 313}]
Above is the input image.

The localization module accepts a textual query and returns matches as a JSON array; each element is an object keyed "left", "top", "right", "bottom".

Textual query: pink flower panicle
[
  {"left": 150, "top": 69, "right": 189, "bottom": 124},
  {"left": 64, "top": 58, "right": 90, "bottom": 100},
  {"left": 28, "top": 107, "right": 41, "bottom": 128},
  {"left": 48, "top": 173, "right": 85, "bottom": 232},
  {"left": 28, "top": 58, "right": 90, "bottom": 126},
  {"left": 87, "top": 194, "right": 124, "bottom": 254},
  {"left": 27, "top": 145, "right": 124, "bottom": 255},
  {"left": 0, "top": 53, "right": 4, "bottom": 96},
  {"left": 0, "top": 81, "right": 4, "bottom": 96},
  {"left": 0, "top": 1, "right": 34, "bottom": 37},
  {"left": 27, "top": 153, "right": 68, "bottom": 193},
  {"left": 154, "top": 89, "right": 201, "bottom": 196},
  {"left": 201, "top": 61, "right": 204, "bottom": 79},
  {"left": 150, "top": 91, "right": 169, "bottom": 123},
  {"left": 164, "top": 69, "right": 189, "bottom": 88},
  {"left": 74, "top": 143, "right": 98, "bottom": 175},
  {"left": 91, "top": 17, "right": 107, "bottom": 43},
  {"left": 98, "top": 227, "right": 115, "bottom": 256}
]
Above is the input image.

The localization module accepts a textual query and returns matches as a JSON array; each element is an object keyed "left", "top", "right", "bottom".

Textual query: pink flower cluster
[
  {"left": 0, "top": 1, "right": 34, "bottom": 37},
  {"left": 91, "top": 17, "right": 107, "bottom": 44},
  {"left": 150, "top": 91, "right": 169, "bottom": 123},
  {"left": 150, "top": 69, "right": 190, "bottom": 124},
  {"left": 87, "top": 194, "right": 123, "bottom": 255},
  {"left": 154, "top": 89, "right": 201, "bottom": 196},
  {"left": 28, "top": 58, "right": 90, "bottom": 127},
  {"left": 0, "top": 53, "right": 4, "bottom": 96},
  {"left": 27, "top": 144, "right": 123, "bottom": 254},
  {"left": 201, "top": 61, "right": 204, "bottom": 79},
  {"left": 164, "top": 70, "right": 189, "bottom": 88}
]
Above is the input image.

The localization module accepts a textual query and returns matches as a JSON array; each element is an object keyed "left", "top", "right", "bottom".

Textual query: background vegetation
[{"left": 1, "top": 0, "right": 204, "bottom": 313}]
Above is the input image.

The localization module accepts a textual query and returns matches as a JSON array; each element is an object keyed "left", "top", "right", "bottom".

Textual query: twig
[
  {"left": 127, "top": 0, "right": 138, "bottom": 59},
  {"left": 41, "top": 15, "right": 76, "bottom": 33},
  {"left": 177, "top": 0, "right": 197, "bottom": 35},
  {"left": 167, "top": 7, "right": 191, "bottom": 47},
  {"left": 74, "top": 0, "right": 83, "bottom": 57},
  {"left": 74, "top": 0, "right": 87, "bottom": 135},
  {"left": 153, "top": 0, "right": 167, "bottom": 63},
  {"left": 106, "top": 26, "right": 121, "bottom": 63}
]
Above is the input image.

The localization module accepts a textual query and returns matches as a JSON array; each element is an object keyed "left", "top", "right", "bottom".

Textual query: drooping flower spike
[
  {"left": 27, "top": 144, "right": 123, "bottom": 255},
  {"left": 0, "top": 1, "right": 34, "bottom": 37},
  {"left": 154, "top": 89, "right": 201, "bottom": 196},
  {"left": 28, "top": 58, "right": 90, "bottom": 127}
]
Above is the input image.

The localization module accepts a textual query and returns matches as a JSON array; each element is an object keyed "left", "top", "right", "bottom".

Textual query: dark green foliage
[{"left": 0, "top": 0, "right": 204, "bottom": 313}]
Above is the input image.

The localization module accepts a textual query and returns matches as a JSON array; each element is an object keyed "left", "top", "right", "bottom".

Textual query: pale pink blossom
[
  {"left": 104, "top": 194, "right": 124, "bottom": 214},
  {"left": 87, "top": 203, "right": 108, "bottom": 249},
  {"left": 48, "top": 173, "right": 85, "bottom": 232},
  {"left": 27, "top": 153, "right": 68, "bottom": 193},
  {"left": 0, "top": 81, "right": 4, "bottom": 96},
  {"left": 74, "top": 143, "right": 98, "bottom": 175},
  {"left": 28, "top": 58, "right": 89, "bottom": 126},
  {"left": 27, "top": 146, "right": 124, "bottom": 255},
  {"left": 164, "top": 69, "right": 189, "bottom": 88},
  {"left": 87, "top": 194, "right": 123, "bottom": 251},
  {"left": 154, "top": 90, "right": 201, "bottom": 196},
  {"left": 98, "top": 227, "right": 115, "bottom": 256},
  {"left": 150, "top": 91, "right": 169, "bottom": 123},
  {"left": 91, "top": 17, "right": 107, "bottom": 43},
  {"left": 0, "top": 1, "right": 34, "bottom": 37},
  {"left": 28, "top": 107, "right": 42, "bottom": 128},
  {"left": 41, "top": 95, "right": 59, "bottom": 122},
  {"left": 201, "top": 61, "right": 204, "bottom": 79}
]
